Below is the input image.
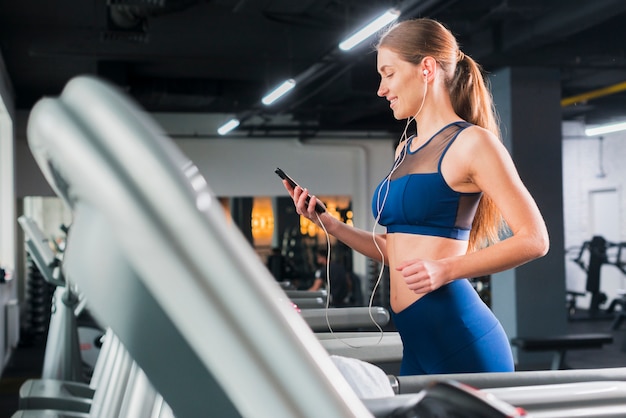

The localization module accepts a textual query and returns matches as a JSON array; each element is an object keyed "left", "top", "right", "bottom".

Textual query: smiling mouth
[{"left": 389, "top": 98, "right": 397, "bottom": 108}]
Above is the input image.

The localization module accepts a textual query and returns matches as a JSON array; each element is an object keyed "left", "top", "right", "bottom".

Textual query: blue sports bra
[{"left": 372, "top": 121, "right": 482, "bottom": 240}]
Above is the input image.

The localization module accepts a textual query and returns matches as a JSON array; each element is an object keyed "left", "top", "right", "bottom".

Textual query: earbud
[{"left": 423, "top": 69, "right": 428, "bottom": 76}]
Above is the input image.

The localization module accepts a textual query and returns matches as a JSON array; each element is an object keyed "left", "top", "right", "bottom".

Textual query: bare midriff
[{"left": 387, "top": 232, "right": 468, "bottom": 314}]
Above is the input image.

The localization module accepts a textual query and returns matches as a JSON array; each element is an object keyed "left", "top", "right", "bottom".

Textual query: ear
[{"left": 420, "top": 56, "right": 437, "bottom": 81}]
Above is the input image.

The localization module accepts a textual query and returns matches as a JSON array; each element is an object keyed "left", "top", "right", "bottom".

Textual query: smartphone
[{"left": 275, "top": 167, "right": 326, "bottom": 214}]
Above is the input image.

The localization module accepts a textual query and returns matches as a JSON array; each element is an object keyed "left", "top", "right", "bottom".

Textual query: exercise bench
[{"left": 511, "top": 333, "right": 613, "bottom": 370}]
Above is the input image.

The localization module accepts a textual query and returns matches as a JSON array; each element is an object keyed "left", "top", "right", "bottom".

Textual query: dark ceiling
[{"left": 2, "top": 0, "right": 626, "bottom": 138}]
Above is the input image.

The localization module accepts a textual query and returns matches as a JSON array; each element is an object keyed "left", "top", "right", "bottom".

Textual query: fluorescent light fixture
[
  {"left": 339, "top": 8, "right": 400, "bottom": 51},
  {"left": 261, "top": 79, "right": 296, "bottom": 105},
  {"left": 585, "top": 121, "right": 626, "bottom": 136},
  {"left": 217, "top": 118, "right": 240, "bottom": 135}
]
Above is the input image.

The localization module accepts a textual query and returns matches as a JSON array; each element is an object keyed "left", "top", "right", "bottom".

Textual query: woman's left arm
[{"left": 444, "top": 128, "right": 550, "bottom": 279}]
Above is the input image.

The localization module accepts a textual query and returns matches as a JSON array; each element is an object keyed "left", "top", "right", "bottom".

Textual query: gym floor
[
  {"left": 0, "top": 332, "right": 46, "bottom": 418},
  {"left": 0, "top": 312, "right": 625, "bottom": 418}
]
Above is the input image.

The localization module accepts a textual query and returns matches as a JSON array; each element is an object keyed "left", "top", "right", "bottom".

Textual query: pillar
[
  {"left": 230, "top": 197, "right": 253, "bottom": 245},
  {"left": 490, "top": 67, "right": 567, "bottom": 368},
  {"left": 271, "top": 196, "right": 300, "bottom": 250}
]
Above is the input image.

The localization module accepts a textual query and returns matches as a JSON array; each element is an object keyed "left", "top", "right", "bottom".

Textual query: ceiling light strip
[
  {"left": 585, "top": 121, "right": 626, "bottom": 136},
  {"left": 338, "top": 8, "right": 400, "bottom": 51},
  {"left": 261, "top": 79, "right": 296, "bottom": 105},
  {"left": 217, "top": 118, "right": 240, "bottom": 135}
]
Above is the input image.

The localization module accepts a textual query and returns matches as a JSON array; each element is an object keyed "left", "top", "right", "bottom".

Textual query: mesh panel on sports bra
[
  {"left": 456, "top": 194, "right": 481, "bottom": 230},
  {"left": 390, "top": 123, "right": 467, "bottom": 179}
]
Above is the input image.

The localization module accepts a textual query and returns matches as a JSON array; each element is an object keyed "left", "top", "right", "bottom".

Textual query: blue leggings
[{"left": 391, "top": 279, "right": 514, "bottom": 376}]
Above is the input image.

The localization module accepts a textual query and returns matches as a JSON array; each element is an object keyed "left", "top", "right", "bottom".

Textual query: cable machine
[{"left": 569, "top": 236, "right": 626, "bottom": 318}]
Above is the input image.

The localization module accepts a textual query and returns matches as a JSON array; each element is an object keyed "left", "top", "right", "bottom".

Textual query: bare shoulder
[
  {"left": 454, "top": 124, "right": 502, "bottom": 152},
  {"left": 441, "top": 124, "right": 502, "bottom": 191},
  {"left": 452, "top": 124, "right": 512, "bottom": 169},
  {"left": 440, "top": 123, "right": 519, "bottom": 193}
]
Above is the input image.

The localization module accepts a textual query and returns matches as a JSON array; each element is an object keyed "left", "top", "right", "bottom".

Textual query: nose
[{"left": 377, "top": 80, "right": 387, "bottom": 97}]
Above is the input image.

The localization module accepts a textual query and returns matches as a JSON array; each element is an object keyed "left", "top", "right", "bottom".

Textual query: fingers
[
  {"left": 397, "top": 260, "right": 436, "bottom": 294},
  {"left": 293, "top": 186, "right": 305, "bottom": 212},
  {"left": 307, "top": 193, "right": 320, "bottom": 214},
  {"left": 406, "top": 275, "right": 431, "bottom": 294},
  {"left": 292, "top": 185, "right": 315, "bottom": 217},
  {"left": 282, "top": 179, "right": 295, "bottom": 196},
  {"left": 395, "top": 259, "right": 411, "bottom": 270}
]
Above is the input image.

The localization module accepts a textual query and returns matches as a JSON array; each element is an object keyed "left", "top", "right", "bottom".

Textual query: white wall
[{"left": 562, "top": 120, "right": 626, "bottom": 308}]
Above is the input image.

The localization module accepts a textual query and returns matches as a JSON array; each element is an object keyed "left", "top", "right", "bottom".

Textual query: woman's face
[{"left": 376, "top": 47, "right": 425, "bottom": 120}]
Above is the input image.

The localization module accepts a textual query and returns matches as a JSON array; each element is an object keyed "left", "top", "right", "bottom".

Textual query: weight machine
[{"left": 569, "top": 235, "right": 626, "bottom": 318}]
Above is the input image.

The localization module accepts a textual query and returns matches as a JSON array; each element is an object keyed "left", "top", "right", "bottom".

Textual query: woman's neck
[{"left": 413, "top": 89, "right": 459, "bottom": 140}]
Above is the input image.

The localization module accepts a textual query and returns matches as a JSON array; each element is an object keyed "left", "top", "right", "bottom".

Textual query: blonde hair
[{"left": 377, "top": 18, "right": 504, "bottom": 252}]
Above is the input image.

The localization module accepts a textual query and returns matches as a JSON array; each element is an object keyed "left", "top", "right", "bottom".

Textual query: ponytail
[
  {"left": 449, "top": 54, "right": 500, "bottom": 139},
  {"left": 450, "top": 53, "right": 504, "bottom": 252}
]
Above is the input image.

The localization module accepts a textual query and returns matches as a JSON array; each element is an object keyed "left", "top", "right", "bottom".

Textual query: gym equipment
[
  {"left": 25, "top": 75, "right": 374, "bottom": 417},
  {"left": 22, "top": 258, "right": 55, "bottom": 340},
  {"left": 287, "top": 291, "right": 391, "bottom": 330},
  {"left": 21, "top": 74, "right": 626, "bottom": 417},
  {"left": 18, "top": 216, "right": 104, "bottom": 382},
  {"left": 568, "top": 236, "right": 626, "bottom": 318},
  {"left": 364, "top": 380, "right": 528, "bottom": 417},
  {"left": 302, "top": 306, "right": 390, "bottom": 332},
  {"left": 18, "top": 216, "right": 64, "bottom": 288},
  {"left": 396, "top": 369, "right": 626, "bottom": 417},
  {"left": 286, "top": 289, "right": 327, "bottom": 309},
  {"left": 485, "top": 381, "right": 626, "bottom": 417},
  {"left": 17, "top": 330, "right": 176, "bottom": 417},
  {"left": 18, "top": 216, "right": 83, "bottom": 382},
  {"left": 18, "top": 330, "right": 114, "bottom": 412},
  {"left": 510, "top": 333, "right": 614, "bottom": 370},
  {"left": 395, "top": 367, "right": 626, "bottom": 393},
  {"left": 16, "top": 215, "right": 159, "bottom": 415},
  {"left": 609, "top": 290, "right": 626, "bottom": 330},
  {"left": 285, "top": 289, "right": 327, "bottom": 300},
  {"left": 318, "top": 331, "right": 403, "bottom": 375}
]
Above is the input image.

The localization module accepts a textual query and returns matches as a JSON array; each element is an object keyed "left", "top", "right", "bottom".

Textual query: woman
[{"left": 282, "top": 18, "right": 549, "bottom": 375}]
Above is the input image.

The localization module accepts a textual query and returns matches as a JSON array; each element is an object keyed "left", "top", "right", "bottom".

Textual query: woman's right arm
[{"left": 284, "top": 180, "right": 388, "bottom": 263}]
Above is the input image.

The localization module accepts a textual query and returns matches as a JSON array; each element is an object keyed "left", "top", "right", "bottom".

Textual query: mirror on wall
[{"left": 221, "top": 195, "right": 354, "bottom": 291}]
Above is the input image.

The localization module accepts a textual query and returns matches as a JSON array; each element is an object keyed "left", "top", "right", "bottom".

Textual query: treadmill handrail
[{"left": 26, "top": 75, "right": 373, "bottom": 418}]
